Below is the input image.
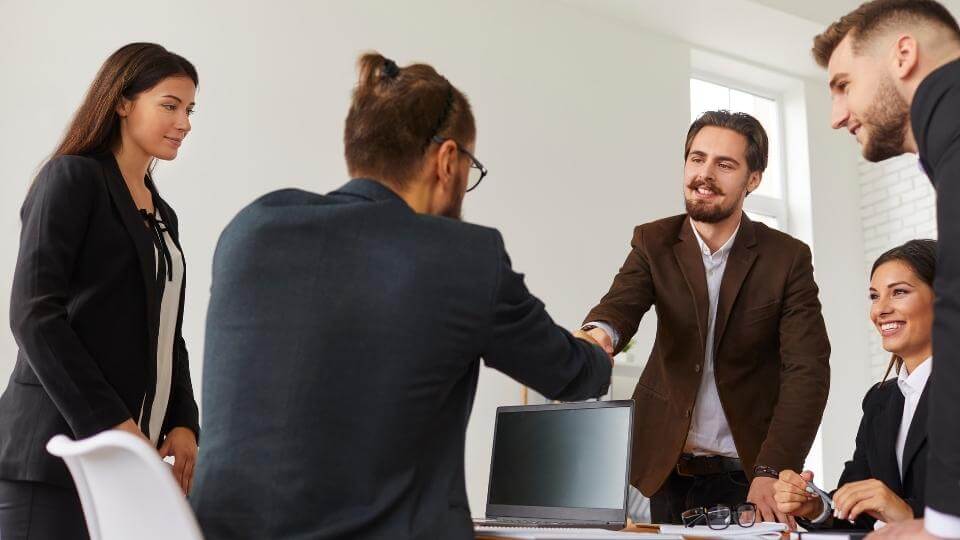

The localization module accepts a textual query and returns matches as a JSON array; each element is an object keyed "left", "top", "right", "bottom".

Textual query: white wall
[
  {"left": 0, "top": 0, "right": 870, "bottom": 515},
  {"left": 802, "top": 81, "right": 873, "bottom": 487},
  {"left": 858, "top": 155, "right": 938, "bottom": 379}
]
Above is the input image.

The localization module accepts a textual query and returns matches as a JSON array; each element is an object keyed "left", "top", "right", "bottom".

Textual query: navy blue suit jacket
[{"left": 190, "top": 179, "right": 612, "bottom": 540}]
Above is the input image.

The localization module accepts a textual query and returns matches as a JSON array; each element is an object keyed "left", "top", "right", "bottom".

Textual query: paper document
[
  {"left": 474, "top": 526, "right": 680, "bottom": 539},
  {"left": 659, "top": 522, "right": 787, "bottom": 538}
]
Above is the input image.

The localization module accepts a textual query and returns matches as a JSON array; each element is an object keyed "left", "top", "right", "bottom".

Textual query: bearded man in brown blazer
[{"left": 579, "top": 110, "right": 831, "bottom": 527}]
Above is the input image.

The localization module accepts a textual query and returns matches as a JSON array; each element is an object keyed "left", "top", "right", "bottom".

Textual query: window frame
[{"left": 689, "top": 71, "right": 790, "bottom": 231}]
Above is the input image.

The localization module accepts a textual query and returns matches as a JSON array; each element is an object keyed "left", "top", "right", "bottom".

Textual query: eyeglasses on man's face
[{"left": 431, "top": 135, "right": 487, "bottom": 192}]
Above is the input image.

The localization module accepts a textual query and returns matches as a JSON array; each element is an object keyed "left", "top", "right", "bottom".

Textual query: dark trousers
[
  {"left": 650, "top": 470, "right": 750, "bottom": 525},
  {"left": 0, "top": 480, "right": 89, "bottom": 540}
]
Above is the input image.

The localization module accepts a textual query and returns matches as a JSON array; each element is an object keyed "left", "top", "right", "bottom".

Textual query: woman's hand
[
  {"left": 833, "top": 479, "right": 913, "bottom": 524},
  {"left": 158, "top": 427, "right": 198, "bottom": 495},
  {"left": 773, "top": 469, "right": 824, "bottom": 520},
  {"left": 112, "top": 418, "right": 149, "bottom": 443}
]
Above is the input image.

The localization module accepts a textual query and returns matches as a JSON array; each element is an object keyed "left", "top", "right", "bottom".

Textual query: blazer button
[
  {"left": 685, "top": 408, "right": 692, "bottom": 418},
  {"left": 694, "top": 364, "right": 701, "bottom": 373}
]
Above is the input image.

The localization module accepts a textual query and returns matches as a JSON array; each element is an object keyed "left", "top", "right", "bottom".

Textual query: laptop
[{"left": 474, "top": 400, "right": 634, "bottom": 532}]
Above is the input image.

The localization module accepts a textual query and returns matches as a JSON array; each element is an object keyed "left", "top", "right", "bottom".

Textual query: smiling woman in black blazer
[
  {"left": 774, "top": 239, "right": 937, "bottom": 532},
  {"left": 0, "top": 43, "right": 200, "bottom": 540}
]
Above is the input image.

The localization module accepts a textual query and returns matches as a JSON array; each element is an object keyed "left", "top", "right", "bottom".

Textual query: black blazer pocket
[{"left": 743, "top": 300, "right": 781, "bottom": 325}]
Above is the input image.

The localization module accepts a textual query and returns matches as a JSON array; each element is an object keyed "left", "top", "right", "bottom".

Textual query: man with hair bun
[{"left": 189, "top": 53, "right": 613, "bottom": 540}]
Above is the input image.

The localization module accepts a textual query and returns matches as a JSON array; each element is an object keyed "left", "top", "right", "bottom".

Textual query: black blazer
[
  {"left": 811, "top": 378, "right": 928, "bottom": 530},
  {"left": 190, "top": 179, "right": 612, "bottom": 540},
  {"left": 912, "top": 57, "right": 960, "bottom": 518},
  {"left": 0, "top": 153, "right": 199, "bottom": 488}
]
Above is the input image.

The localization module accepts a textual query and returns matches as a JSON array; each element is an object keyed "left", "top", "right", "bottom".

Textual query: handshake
[{"left": 575, "top": 326, "right": 615, "bottom": 363}]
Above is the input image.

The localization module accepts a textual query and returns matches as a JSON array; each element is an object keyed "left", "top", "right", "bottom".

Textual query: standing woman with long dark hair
[{"left": 0, "top": 43, "right": 200, "bottom": 540}]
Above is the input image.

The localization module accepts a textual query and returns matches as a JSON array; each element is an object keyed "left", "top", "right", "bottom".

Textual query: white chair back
[{"left": 46, "top": 431, "right": 203, "bottom": 540}]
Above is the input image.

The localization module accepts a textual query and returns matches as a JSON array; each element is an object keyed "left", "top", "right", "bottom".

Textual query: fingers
[
  {"left": 184, "top": 453, "right": 196, "bottom": 495},
  {"left": 834, "top": 481, "right": 878, "bottom": 520},
  {"left": 775, "top": 479, "right": 809, "bottom": 499},
  {"left": 756, "top": 501, "right": 777, "bottom": 523},
  {"left": 171, "top": 446, "right": 187, "bottom": 492},
  {"left": 773, "top": 489, "right": 810, "bottom": 510},
  {"left": 585, "top": 328, "right": 615, "bottom": 355},
  {"left": 847, "top": 496, "right": 879, "bottom": 522},
  {"left": 774, "top": 510, "right": 797, "bottom": 531},
  {"left": 158, "top": 437, "right": 172, "bottom": 457},
  {"left": 800, "top": 470, "right": 815, "bottom": 483},
  {"left": 778, "top": 469, "right": 808, "bottom": 491}
]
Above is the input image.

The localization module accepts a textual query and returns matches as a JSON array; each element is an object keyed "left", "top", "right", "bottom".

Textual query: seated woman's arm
[{"left": 775, "top": 384, "right": 911, "bottom": 530}]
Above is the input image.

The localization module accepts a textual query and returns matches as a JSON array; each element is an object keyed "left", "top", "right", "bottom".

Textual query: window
[{"left": 689, "top": 78, "right": 787, "bottom": 231}]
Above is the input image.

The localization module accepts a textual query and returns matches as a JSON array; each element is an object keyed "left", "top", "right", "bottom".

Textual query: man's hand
[
  {"left": 868, "top": 518, "right": 939, "bottom": 538},
  {"left": 748, "top": 475, "right": 797, "bottom": 530},
  {"left": 773, "top": 470, "right": 823, "bottom": 521},
  {"left": 833, "top": 479, "right": 913, "bottom": 524},
  {"left": 576, "top": 327, "right": 614, "bottom": 357},
  {"left": 158, "top": 427, "right": 198, "bottom": 495}
]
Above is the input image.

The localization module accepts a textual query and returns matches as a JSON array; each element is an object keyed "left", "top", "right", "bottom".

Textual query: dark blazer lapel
[
  {"left": 99, "top": 155, "right": 160, "bottom": 408},
  {"left": 901, "top": 383, "right": 930, "bottom": 479},
  {"left": 673, "top": 218, "right": 710, "bottom": 350},
  {"left": 876, "top": 386, "right": 905, "bottom": 493},
  {"left": 100, "top": 155, "right": 158, "bottom": 310},
  {"left": 714, "top": 215, "right": 758, "bottom": 348}
]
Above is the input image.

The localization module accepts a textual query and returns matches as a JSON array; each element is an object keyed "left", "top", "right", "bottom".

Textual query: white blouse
[{"left": 136, "top": 212, "right": 184, "bottom": 446}]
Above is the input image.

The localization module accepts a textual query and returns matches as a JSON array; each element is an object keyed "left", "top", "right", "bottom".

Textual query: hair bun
[{"left": 382, "top": 58, "right": 400, "bottom": 79}]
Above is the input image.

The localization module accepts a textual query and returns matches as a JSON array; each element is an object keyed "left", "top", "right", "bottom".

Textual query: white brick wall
[{"left": 859, "top": 154, "right": 937, "bottom": 380}]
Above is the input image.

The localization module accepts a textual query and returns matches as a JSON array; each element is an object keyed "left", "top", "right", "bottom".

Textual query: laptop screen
[{"left": 486, "top": 401, "right": 633, "bottom": 519}]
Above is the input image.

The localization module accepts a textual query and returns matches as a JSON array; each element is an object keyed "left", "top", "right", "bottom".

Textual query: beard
[
  {"left": 861, "top": 75, "right": 910, "bottom": 163},
  {"left": 684, "top": 177, "right": 741, "bottom": 223},
  {"left": 439, "top": 173, "right": 467, "bottom": 220}
]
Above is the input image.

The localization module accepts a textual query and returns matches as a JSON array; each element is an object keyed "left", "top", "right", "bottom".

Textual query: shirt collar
[
  {"left": 898, "top": 357, "right": 933, "bottom": 397},
  {"left": 690, "top": 219, "right": 741, "bottom": 258}
]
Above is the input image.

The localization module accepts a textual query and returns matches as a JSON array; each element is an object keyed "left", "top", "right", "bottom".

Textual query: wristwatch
[{"left": 753, "top": 465, "right": 779, "bottom": 479}]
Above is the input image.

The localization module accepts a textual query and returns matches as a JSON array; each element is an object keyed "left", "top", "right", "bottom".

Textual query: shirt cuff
[
  {"left": 809, "top": 494, "right": 832, "bottom": 525},
  {"left": 926, "top": 507, "right": 960, "bottom": 538},
  {"left": 583, "top": 321, "right": 619, "bottom": 349}
]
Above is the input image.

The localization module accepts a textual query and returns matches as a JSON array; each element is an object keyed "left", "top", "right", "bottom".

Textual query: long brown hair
[
  {"left": 343, "top": 52, "right": 475, "bottom": 187},
  {"left": 871, "top": 239, "right": 937, "bottom": 383},
  {"left": 52, "top": 43, "right": 198, "bottom": 165}
]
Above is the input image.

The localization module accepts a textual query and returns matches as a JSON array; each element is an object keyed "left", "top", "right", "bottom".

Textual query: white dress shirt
[
  {"left": 896, "top": 357, "right": 931, "bottom": 479},
  {"left": 684, "top": 220, "right": 740, "bottom": 457}
]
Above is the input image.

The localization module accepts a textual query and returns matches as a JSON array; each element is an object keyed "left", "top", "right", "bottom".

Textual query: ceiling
[
  {"left": 752, "top": 0, "right": 960, "bottom": 24},
  {"left": 559, "top": 0, "right": 960, "bottom": 80}
]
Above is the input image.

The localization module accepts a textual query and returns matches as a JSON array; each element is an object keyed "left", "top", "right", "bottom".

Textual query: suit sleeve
[
  {"left": 804, "top": 387, "right": 878, "bottom": 531},
  {"left": 582, "top": 226, "right": 656, "bottom": 355},
  {"left": 9, "top": 157, "right": 131, "bottom": 438},
  {"left": 927, "top": 116, "right": 960, "bottom": 517},
  {"left": 481, "top": 231, "right": 611, "bottom": 401},
  {"left": 755, "top": 243, "right": 831, "bottom": 472}
]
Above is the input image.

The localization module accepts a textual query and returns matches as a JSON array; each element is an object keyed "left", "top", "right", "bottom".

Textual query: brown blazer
[{"left": 584, "top": 214, "right": 830, "bottom": 496}]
